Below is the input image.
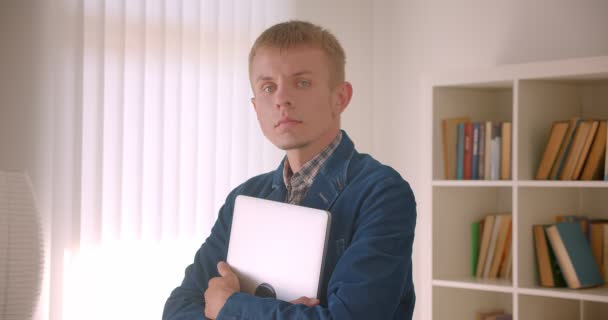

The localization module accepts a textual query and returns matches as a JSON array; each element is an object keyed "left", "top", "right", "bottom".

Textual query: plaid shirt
[{"left": 283, "top": 131, "right": 343, "bottom": 205}]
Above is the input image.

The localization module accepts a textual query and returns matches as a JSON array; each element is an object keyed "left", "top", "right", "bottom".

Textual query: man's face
[{"left": 249, "top": 45, "right": 346, "bottom": 151}]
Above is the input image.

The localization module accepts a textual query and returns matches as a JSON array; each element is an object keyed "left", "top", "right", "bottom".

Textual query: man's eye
[
  {"left": 262, "top": 85, "right": 274, "bottom": 93},
  {"left": 297, "top": 79, "right": 311, "bottom": 87}
]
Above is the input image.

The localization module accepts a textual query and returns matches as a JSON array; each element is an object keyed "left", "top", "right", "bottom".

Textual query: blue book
[
  {"left": 456, "top": 123, "right": 465, "bottom": 180},
  {"left": 546, "top": 222, "right": 604, "bottom": 289},
  {"left": 472, "top": 122, "right": 480, "bottom": 180}
]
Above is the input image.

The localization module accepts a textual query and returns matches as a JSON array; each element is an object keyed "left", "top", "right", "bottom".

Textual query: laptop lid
[{"left": 226, "top": 195, "right": 331, "bottom": 302}]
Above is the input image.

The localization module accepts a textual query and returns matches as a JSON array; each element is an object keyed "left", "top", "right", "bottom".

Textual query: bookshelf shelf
[
  {"left": 433, "top": 278, "right": 513, "bottom": 293},
  {"left": 432, "top": 180, "right": 514, "bottom": 187},
  {"left": 518, "top": 286, "right": 608, "bottom": 303},
  {"left": 518, "top": 180, "right": 608, "bottom": 188},
  {"left": 429, "top": 56, "right": 608, "bottom": 320}
]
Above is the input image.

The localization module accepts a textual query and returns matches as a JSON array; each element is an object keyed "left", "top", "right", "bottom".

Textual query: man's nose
[{"left": 274, "top": 85, "right": 293, "bottom": 109}]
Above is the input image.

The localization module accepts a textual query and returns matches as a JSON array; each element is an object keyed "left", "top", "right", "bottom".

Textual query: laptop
[{"left": 226, "top": 195, "right": 331, "bottom": 302}]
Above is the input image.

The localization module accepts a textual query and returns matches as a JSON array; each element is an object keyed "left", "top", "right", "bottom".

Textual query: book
[
  {"left": 472, "top": 122, "right": 480, "bottom": 180},
  {"left": 550, "top": 117, "right": 580, "bottom": 179},
  {"left": 546, "top": 222, "right": 604, "bottom": 289},
  {"left": 533, "top": 225, "right": 566, "bottom": 287},
  {"left": 604, "top": 225, "right": 608, "bottom": 282},
  {"left": 499, "top": 243, "right": 512, "bottom": 280},
  {"left": 489, "top": 215, "right": 512, "bottom": 279},
  {"left": 500, "top": 122, "right": 512, "bottom": 180},
  {"left": 491, "top": 123, "right": 502, "bottom": 180},
  {"left": 484, "top": 121, "right": 492, "bottom": 180},
  {"left": 457, "top": 122, "right": 465, "bottom": 180},
  {"left": 555, "top": 215, "right": 589, "bottom": 237},
  {"left": 572, "top": 120, "right": 599, "bottom": 180},
  {"left": 442, "top": 117, "right": 470, "bottom": 179},
  {"left": 560, "top": 120, "right": 592, "bottom": 180},
  {"left": 478, "top": 122, "right": 486, "bottom": 180},
  {"left": 471, "top": 221, "right": 481, "bottom": 276},
  {"left": 535, "top": 121, "right": 569, "bottom": 180},
  {"left": 483, "top": 214, "right": 506, "bottom": 278},
  {"left": 581, "top": 120, "right": 607, "bottom": 180},
  {"left": 497, "top": 222, "right": 512, "bottom": 279},
  {"left": 464, "top": 122, "right": 473, "bottom": 180},
  {"left": 589, "top": 222, "right": 608, "bottom": 279},
  {"left": 605, "top": 120, "right": 608, "bottom": 180},
  {"left": 475, "top": 310, "right": 505, "bottom": 320},
  {"left": 476, "top": 215, "right": 495, "bottom": 278}
]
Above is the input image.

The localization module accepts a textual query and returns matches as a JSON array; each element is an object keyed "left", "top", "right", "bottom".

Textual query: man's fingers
[
  {"left": 217, "top": 261, "right": 233, "bottom": 277},
  {"left": 217, "top": 261, "right": 240, "bottom": 290},
  {"left": 290, "top": 296, "right": 320, "bottom": 307}
]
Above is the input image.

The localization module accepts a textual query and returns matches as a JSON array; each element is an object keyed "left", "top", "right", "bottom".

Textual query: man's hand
[
  {"left": 290, "top": 296, "right": 320, "bottom": 307},
  {"left": 204, "top": 261, "right": 240, "bottom": 319}
]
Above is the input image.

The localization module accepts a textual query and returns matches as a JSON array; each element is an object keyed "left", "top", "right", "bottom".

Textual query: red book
[{"left": 464, "top": 122, "right": 473, "bottom": 180}]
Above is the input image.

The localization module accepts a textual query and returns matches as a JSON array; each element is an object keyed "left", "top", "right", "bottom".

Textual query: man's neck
[{"left": 286, "top": 129, "right": 340, "bottom": 173}]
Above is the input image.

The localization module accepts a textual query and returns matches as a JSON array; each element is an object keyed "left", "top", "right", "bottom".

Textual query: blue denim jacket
[{"left": 163, "top": 131, "right": 416, "bottom": 319}]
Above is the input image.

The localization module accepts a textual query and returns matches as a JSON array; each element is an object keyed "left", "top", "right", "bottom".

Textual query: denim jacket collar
[{"left": 269, "top": 130, "right": 355, "bottom": 211}]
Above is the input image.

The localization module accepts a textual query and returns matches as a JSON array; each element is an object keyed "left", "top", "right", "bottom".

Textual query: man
[{"left": 163, "top": 20, "right": 416, "bottom": 320}]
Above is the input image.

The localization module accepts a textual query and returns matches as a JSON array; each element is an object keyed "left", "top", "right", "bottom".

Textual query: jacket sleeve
[
  {"left": 162, "top": 199, "right": 234, "bottom": 320},
  {"left": 217, "top": 176, "right": 417, "bottom": 320}
]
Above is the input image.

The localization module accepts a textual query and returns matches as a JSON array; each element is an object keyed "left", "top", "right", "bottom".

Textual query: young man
[{"left": 163, "top": 20, "right": 416, "bottom": 320}]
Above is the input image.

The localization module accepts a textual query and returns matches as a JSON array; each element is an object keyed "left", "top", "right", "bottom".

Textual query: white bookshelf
[{"left": 429, "top": 56, "right": 608, "bottom": 320}]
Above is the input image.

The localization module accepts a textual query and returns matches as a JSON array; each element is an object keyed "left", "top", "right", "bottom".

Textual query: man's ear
[
  {"left": 333, "top": 81, "right": 353, "bottom": 115},
  {"left": 251, "top": 97, "right": 257, "bottom": 111}
]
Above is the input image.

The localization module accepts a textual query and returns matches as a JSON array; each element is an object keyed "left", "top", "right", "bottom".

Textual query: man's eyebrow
[
  {"left": 255, "top": 71, "right": 313, "bottom": 83},
  {"left": 256, "top": 75, "right": 274, "bottom": 83},
  {"left": 292, "top": 70, "right": 313, "bottom": 77}
]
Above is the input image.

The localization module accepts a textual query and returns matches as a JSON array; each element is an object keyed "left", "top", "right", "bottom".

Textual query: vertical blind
[{"left": 58, "top": 0, "right": 294, "bottom": 319}]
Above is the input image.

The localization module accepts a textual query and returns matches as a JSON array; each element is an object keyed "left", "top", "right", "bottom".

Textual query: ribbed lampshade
[{"left": 0, "top": 171, "right": 43, "bottom": 320}]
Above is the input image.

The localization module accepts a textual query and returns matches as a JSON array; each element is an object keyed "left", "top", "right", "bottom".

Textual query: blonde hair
[{"left": 249, "top": 20, "right": 346, "bottom": 86}]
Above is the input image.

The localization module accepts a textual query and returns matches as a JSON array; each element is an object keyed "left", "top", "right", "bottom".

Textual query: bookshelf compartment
[
  {"left": 518, "top": 187, "right": 608, "bottom": 288},
  {"left": 433, "top": 84, "right": 514, "bottom": 180},
  {"left": 519, "top": 295, "right": 579, "bottom": 320},
  {"left": 433, "top": 287, "right": 512, "bottom": 320},
  {"left": 433, "top": 186, "right": 512, "bottom": 280},
  {"left": 583, "top": 300, "right": 608, "bottom": 319},
  {"left": 518, "top": 79, "right": 608, "bottom": 180}
]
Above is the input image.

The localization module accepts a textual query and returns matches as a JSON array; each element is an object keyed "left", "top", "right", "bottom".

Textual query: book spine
[
  {"left": 605, "top": 120, "right": 608, "bottom": 180},
  {"left": 484, "top": 121, "right": 492, "bottom": 180},
  {"left": 472, "top": 122, "right": 480, "bottom": 180},
  {"left": 478, "top": 122, "right": 486, "bottom": 180},
  {"left": 457, "top": 123, "right": 465, "bottom": 180},
  {"left": 553, "top": 119, "right": 580, "bottom": 180},
  {"left": 471, "top": 221, "right": 481, "bottom": 277},
  {"left": 464, "top": 122, "right": 473, "bottom": 180}
]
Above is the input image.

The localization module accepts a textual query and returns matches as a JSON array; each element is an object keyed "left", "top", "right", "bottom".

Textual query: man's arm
[
  {"left": 217, "top": 176, "right": 417, "bottom": 320},
  {"left": 162, "top": 201, "right": 233, "bottom": 320}
]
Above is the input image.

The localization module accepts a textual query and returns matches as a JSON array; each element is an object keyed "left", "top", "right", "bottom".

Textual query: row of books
[
  {"left": 442, "top": 118, "right": 512, "bottom": 180},
  {"left": 471, "top": 214, "right": 512, "bottom": 280},
  {"left": 535, "top": 118, "right": 608, "bottom": 180},
  {"left": 533, "top": 215, "right": 607, "bottom": 289},
  {"left": 475, "top": 310, "right": 512, "bottom": 320}
]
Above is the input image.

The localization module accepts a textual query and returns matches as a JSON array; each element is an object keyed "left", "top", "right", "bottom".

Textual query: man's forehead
[{"left": 251, "top": 47, "right": 328, "bottom": 76}]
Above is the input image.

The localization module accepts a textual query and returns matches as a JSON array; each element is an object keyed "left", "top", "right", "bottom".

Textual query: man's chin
[{"left": 273, "top": 138, "right": 307, "bottom": 151}]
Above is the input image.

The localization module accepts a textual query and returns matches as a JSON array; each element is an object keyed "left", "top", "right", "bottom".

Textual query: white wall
[
  {"left": 295, "top": 0, "right": 375, "bottom": 154},
  {"left": 371, "top": 1, "right": 608, "bottom": 319}
]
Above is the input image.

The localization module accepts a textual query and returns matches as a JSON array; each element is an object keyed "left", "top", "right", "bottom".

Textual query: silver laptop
[{"left": 226, "top": 195, "right": 331, "bottom": 302}]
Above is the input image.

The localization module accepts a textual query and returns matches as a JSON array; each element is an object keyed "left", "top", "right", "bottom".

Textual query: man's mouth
[{"left": 275, "top": 117, "right": 302, "bottom": 128}]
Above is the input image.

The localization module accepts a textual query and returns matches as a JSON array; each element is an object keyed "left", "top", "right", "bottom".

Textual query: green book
[{"left": 471, "top": 221, "right": 481, "bottom": 276}]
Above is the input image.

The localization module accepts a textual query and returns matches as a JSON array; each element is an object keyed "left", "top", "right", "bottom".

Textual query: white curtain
[{"left": 44, "top": 0, "right": 295, "bottom": 319}]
